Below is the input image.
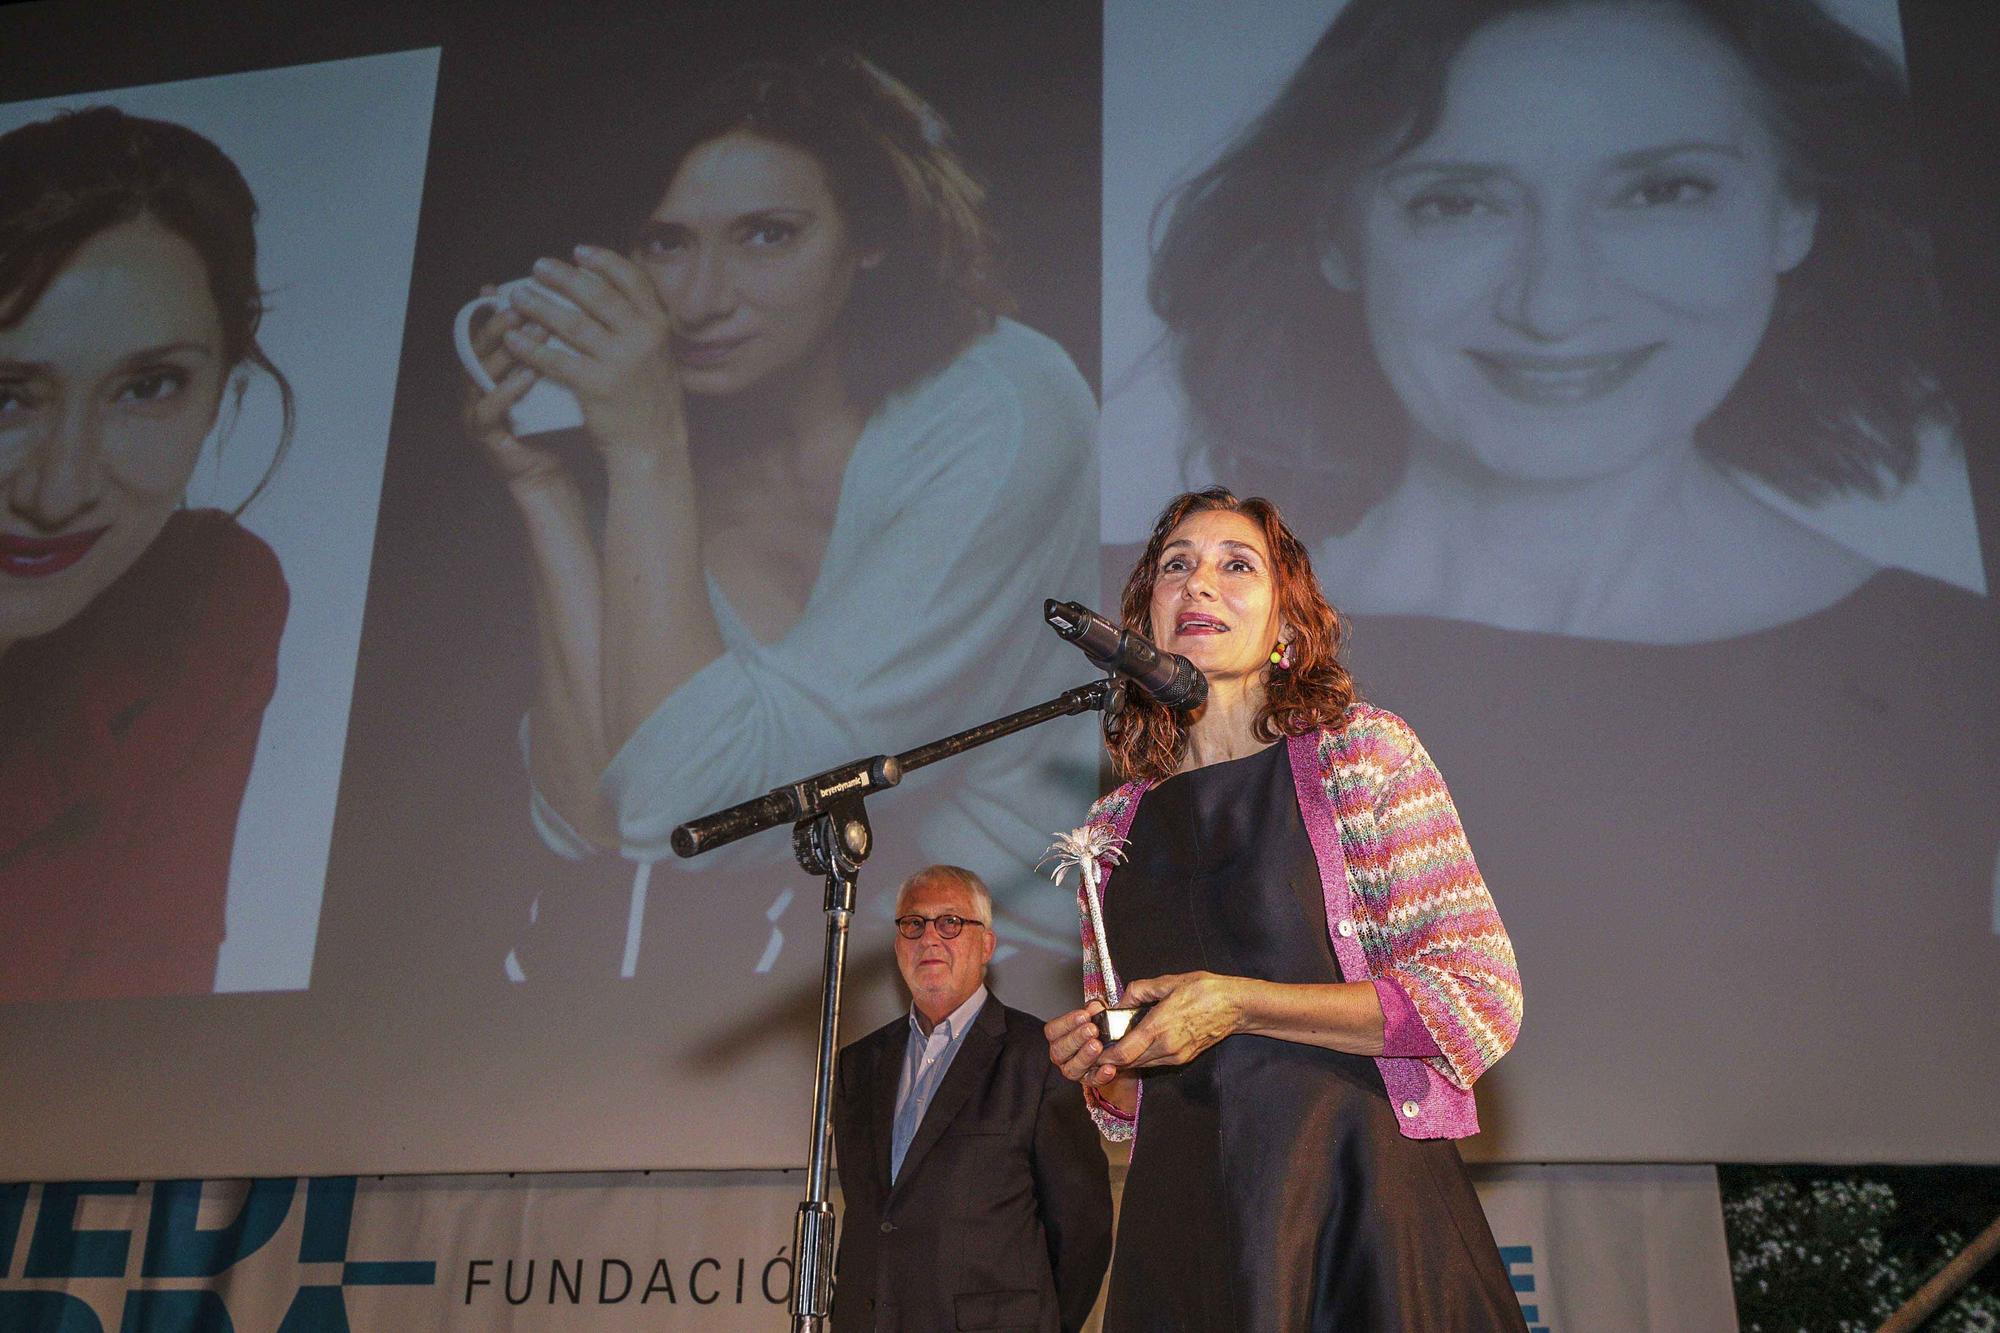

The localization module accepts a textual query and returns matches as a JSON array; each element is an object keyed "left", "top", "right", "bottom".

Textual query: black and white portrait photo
[{"left": 1101, "top": 0, "right": 1999, "bottom": 1161}]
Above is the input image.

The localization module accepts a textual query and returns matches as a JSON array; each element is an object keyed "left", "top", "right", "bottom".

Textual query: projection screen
[{"left": 0, "top": 0, "right": 1994, "bottom": 1181}]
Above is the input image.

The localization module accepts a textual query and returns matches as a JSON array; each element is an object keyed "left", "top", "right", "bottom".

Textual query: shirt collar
[{"left": 909, "top": 984, "right": 988, "bottom": 1042}]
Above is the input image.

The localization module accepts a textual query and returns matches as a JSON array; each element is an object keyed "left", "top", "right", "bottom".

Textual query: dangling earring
[{"left": 1270, "top": 640, "right": 1293, "bottom": 671}]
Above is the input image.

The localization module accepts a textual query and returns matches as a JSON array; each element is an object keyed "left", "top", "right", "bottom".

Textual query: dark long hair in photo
[
  {"left": 1150, "top": 0, "right": 1952, "bottom": 535},
  {"left": 0, "top": 105, "right": 294, "bottom": 510},
  {"left": 650, "top": 49, "right": 1016, "bottom": 415}
]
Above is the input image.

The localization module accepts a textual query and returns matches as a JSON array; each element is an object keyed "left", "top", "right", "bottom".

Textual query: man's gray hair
[{"left": 895, "top": 864, "right": 994, "bottom": 928}]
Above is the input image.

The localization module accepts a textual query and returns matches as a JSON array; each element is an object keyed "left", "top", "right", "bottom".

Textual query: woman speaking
[{"left": 1045, "top": 488, "right": 1524, "bottom": 1330}]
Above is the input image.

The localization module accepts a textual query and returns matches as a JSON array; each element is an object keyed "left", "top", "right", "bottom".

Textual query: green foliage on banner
[{"left": 1719, "top": 1165, "right": 2000, "bottom": 1332}]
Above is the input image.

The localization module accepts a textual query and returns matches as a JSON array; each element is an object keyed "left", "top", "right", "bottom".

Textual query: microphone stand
[{"left": 671, "top": 676, "right": 1117, "bottom": 1333}]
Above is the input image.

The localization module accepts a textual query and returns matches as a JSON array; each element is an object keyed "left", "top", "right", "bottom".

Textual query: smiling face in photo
[
  {"left": 0, "top": 217, "right": 227, "bottom": 646},
  {"left": 635, "top": 130, "right": 877, "bottom": 401},
  {"left": 1148, "top": 507, "right": 1283, "bottom": 688},
  {"left": 1336, "top": 1, "right": 1819, "bottom": 485}
]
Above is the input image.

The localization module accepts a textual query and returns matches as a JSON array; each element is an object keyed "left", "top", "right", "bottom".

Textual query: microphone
[
  {"left": 1044, "top": 599, "right": 1208, "bottom": 710},
  {"left": 670, "top": 754, "right": 903, "bottom": 859}
]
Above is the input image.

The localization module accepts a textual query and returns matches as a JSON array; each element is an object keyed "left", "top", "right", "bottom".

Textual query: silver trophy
[{"left": 1043, "top": 826, "right": 1150, "bottom": 1043}]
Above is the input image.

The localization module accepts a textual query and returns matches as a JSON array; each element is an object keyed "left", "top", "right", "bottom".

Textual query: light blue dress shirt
[{"left": 889, "top": 985, "right": 989, "bottom": 1184}]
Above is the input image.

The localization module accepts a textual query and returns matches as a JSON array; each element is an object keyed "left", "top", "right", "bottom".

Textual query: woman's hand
[
  {"left": 1099, "top": 971, "right": 1248, "bottom": 1071},
  {"left": 1044, "top": 1003, "right": 1138, "bottom": 1114},
  {"left": 502, "top": 246, "right": 686, "bottom": 463},
  {"left": 462, "top": 292, "right": 570, "bottom": 491},
  {"left": 1045, "top": 1003, "right": 1113, "bottom": 1085}
]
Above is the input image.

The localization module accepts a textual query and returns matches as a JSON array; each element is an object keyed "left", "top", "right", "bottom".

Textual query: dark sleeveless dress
[{"left": 1101, "top": 741, "right": 1525, "bottom": 1332}]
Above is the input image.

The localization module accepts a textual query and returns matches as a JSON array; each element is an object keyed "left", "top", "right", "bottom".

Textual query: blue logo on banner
[
  {"left": 1500, "top": 1244, "right": 1551, "bottom": 1333},
  {"left": 0, "top": 1178, "right": 436, "bottom": 1331}
]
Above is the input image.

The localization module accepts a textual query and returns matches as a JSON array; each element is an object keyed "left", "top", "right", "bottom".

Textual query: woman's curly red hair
[{"left": 1106, "top": 488, "right": 1359, "bottom": 782}]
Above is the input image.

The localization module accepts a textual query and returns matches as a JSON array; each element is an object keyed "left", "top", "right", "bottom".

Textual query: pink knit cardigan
[{"left": 1078, "top": 705, "right": 1522, "bottom": 1141}]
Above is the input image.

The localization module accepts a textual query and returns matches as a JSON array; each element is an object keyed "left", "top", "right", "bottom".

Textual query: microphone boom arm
[{"left": 670, "top": 676, "right": 1115, "bottom": 860}]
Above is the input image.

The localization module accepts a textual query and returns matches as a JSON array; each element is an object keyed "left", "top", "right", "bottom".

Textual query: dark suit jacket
[{"left": 831, "top": 994, "right": 1112, "bottom": 1332}]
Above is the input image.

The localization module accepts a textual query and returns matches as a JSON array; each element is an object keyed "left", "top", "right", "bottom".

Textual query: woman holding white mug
[
  {"left": 459, "top": 52, "right": 1098, "bottom": 948},
  {"left": 454, "top": 278, "right": 584, "bottom": 437}
]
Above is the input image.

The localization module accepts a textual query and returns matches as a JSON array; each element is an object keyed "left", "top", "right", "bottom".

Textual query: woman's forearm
[
  {"left": 599, "top": 448, "right": 723, "bottom": 756},
  {"left": 512, "top": 474, "right": 617, "bottom": 844},
  {"left": 1233, "top": 977, "right": 1386, "bottom": 1057}
]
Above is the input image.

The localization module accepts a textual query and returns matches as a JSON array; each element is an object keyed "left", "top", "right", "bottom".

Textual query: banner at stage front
[{"left": 0, "top": 1164, "right": 1737, "bottom": 1331}]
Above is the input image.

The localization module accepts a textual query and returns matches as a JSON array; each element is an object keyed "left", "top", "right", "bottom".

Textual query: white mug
[{"left": 453, "top": 277, "right": 586, "bottom": 436}]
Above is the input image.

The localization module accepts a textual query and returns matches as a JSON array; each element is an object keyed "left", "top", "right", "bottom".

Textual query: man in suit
[{"left": 831, "top": 864, "right": 1113, "bottom": 1332}]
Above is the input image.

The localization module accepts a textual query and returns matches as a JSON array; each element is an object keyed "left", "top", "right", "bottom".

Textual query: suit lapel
[
  {"left": 889, "top": 995, "right": 1004, "bottom": 1195},
  {"left": 867, "top": 1024, "right": 902, "bottom": 1194}
]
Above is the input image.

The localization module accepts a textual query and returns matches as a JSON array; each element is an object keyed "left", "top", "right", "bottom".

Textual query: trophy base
[{"left": 1094, "top": 1003, "right": 1150, "bottom": 1044}]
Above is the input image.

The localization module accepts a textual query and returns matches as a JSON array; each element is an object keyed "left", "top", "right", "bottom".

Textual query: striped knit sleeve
[{"left": 1368, "top": 722, "right": 1523, "bottom": 1090}]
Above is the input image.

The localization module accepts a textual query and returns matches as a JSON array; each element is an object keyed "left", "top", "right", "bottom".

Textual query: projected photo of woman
[
  {"left": 1140, "top": 0, "right": 1963, "bottom": 637},
  {"left": 1104, "top": 0, "right": 2000, "bottom": 1160},
  {"left": 461, "top": 52, "right": 1097, "bottom": 971},
  {"left": 0, "top": 108, "right": 290, "bottom": 1004}
]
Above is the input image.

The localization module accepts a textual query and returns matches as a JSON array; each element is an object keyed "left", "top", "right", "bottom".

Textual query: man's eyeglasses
[{"left": 894, "top": 914, "right": 986, "bottom": 941}]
